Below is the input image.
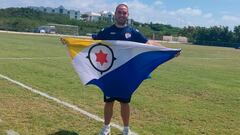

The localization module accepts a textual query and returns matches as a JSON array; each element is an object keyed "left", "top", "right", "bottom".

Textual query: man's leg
[
  {"left": 120, "top": 102, "right": 130, "bottom": 126},
  {"left": 104, "top": 101, "right": 114, "bottom": 125},
  {"left": 100, "top": 101, "right": 114, "bottom": 135}
]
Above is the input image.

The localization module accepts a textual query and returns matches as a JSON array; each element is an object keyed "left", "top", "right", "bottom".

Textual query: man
[{"left": 93, "top": 4, "right": 167, "bottom": 135}]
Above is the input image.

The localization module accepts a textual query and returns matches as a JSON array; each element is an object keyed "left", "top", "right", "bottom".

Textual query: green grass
[{"left": 0, "top": 32, "right": 240, "bottom": 135}]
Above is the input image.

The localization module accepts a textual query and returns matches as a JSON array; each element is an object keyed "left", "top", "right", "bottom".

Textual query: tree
[{"left": 234, "top": 25, "right": 240, "bottom": 42}]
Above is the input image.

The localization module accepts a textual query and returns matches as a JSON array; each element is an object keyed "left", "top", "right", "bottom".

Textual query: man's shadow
[
  {"left": 49, "top": 130, "right": 79, "bottom": 135},
  {"left": 50, "top": 129, "right": 122, "bottom": 135}
]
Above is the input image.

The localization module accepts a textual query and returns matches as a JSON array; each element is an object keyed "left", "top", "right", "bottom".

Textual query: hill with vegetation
[
  {"left": 0, "top": 7, "right": 239, "bottom": 48},
  {"left": 179, "top": 26, "right": 240, "bottom": 48},
  {"left": 0, "top": 7, "right": 180, "bottom": 39}
]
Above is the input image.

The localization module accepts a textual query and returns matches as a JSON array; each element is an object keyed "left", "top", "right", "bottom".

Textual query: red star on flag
[{"left": 95, "top": 50, "right": 108, "bottom": 65}]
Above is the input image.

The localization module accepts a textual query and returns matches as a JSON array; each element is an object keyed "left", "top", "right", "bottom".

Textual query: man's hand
[
  {"left": 147, "top": 40, "right": 181, "bottom": 57},
  {"left": 147, "top": 40, "right": 167, "bottom": 48},
  {"left": 60, "top": 37, "right": 66, "bottom": 45},
  {"left": 175, "top": 52, "right": 181, "bottom": 57}
]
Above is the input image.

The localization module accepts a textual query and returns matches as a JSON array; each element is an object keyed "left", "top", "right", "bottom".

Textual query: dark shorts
[{"left": 104, "top": 95, "right": 131, "bottom": 103}]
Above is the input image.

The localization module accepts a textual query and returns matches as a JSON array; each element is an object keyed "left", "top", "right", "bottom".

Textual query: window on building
[{"left": 60, "top": 9, "right": 63, "bottom": 14}]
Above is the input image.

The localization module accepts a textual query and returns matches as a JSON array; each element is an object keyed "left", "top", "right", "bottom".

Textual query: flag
[{"left": 62, "top": 38, "right": 181, "bottom": 98}]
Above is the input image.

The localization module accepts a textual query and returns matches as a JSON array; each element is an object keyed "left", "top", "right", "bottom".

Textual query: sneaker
[
  {"left": 122, "top": 127, "right": 131, "bottom": 135},
  {"left": 99, "top": 125, "right": 111, "bottom": 135}
]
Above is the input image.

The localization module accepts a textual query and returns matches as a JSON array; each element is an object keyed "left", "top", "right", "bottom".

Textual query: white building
[
  {"left": 29, "top": 5, "right": 81, "bottom": 20},
  {"left": 100, "top": 11, "right": 114, "bottom": 22},
  {"left": 85, "top": 12, "right": 101, "bottom": 21},
  {"left": 29, "top": 6, "right": 115, "bottom": 22}
]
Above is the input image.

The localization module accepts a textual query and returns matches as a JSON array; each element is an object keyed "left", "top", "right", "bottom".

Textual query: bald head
[
  {"left": 115, "top": 4, "right": 129, "bottom": 27},
  {"left": 115, "top": 4, "right": 128, "bottom": 12}
]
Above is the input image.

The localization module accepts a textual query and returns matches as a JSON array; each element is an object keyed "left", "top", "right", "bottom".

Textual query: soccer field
[{"left": 0, "top": 32, "right": 240, "bottom": 135}]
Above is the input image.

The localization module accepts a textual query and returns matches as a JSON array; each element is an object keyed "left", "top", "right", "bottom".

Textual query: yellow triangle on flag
[{"left": 62, "top": 37, "right": 101, "bottom": 59}]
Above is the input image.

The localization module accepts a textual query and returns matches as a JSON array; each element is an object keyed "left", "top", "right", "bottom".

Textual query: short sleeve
[
  {"left": 92, "top": 28, "right": 105, "bottom": 40},
  {"left": 133, "top": 29, "right": 148, "bottom": 43}
]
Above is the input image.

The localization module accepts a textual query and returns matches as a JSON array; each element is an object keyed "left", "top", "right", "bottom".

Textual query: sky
[{"left": 0, "top": 0, "right": 240, "bottom": 29}]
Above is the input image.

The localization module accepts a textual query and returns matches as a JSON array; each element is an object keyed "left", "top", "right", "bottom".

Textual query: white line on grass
[
  {"left": 182, "top": 57, "right": 234, "bottom": 60},
  {"left": 6, "top": 130, "right": 20, "bottom": 135},
  {"left": 0, "top": 74, "right": 138, "bottom": 135},
  {"left": 0, "top": 30, "right": 91, "bottom": 39},
  {"left": 0, "top": 57, "right": 67, "bottom": 60},
  {"left": 0, "top": 57, "right": 233, "bottom": 60}
]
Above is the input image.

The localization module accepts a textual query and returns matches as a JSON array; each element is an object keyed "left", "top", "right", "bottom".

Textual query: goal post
[{"left": 48, "top": 23, "right": 79, "bottom": 36}]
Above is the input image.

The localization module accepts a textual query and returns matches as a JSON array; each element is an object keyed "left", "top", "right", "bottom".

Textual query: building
[
  {"left": 29, "top": 5, "right": 81, "bottom": 20},
  {"left": 177, "top": 36, "right": 188, "bottom": 43},
  {"left": 163, "top": 36, "right": 188, "bottom": 43},
  {"left": 29, "top": 6, "right": 115, "bottom": 22},
  {"left": 100, "top": 11, "right": 114, "bottom": 22},
  {"left": 55, "top": 5, "right": 68, "bottom": 14},
  {"left": 163, "top": 36, "right": 173, "bottom": 42},
  {"left": 84, "top": 12, "right": 101, "bottom": 21},
  {"left": 68, "top": 10, "right": 81, "bottom": 20}
]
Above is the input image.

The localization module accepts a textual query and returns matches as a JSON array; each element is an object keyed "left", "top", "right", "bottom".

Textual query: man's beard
[{"left": 116, "top": 20, "right": 127, "bottom": 26}]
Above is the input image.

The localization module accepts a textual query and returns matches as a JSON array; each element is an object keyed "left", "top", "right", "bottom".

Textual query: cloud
[
  {"left": 170, "top": 7, "right": 202, "bottom": 16},
  {"left": 0, "top": 0, "right": 59, "bottom": 8},
  {"left": 60, "top": 0, "right": 117, "bottom": 12},
  {"left": 0, "top": 0, "right": 239, "bottom": 29},
  {"left": 0, "top": 0, "right": 117, "bottom": 12},
  {"left": 221, "top": 15, "right": 240, "bottom": 29},
  {"left": 125, "top": 0, "right": 156, "bottom": 22},
  {"left": 203, "top": 13, "right": 213, "bottom": 18},
  {"left": 154, "top": 0, "right": 163, "bottom": 6},
  {"left": 121, "top": 1, "right": 216, "bottom": 28},
  {"left": 222, "top": 15, "right": 240, "bottom": 22}
]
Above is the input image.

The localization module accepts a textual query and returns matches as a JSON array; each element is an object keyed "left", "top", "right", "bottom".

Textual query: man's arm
[
  {"left": 147, "top": 40, "right": 181, "bottom": 57},
  {"left": 133, "top": 28, "right": 165, "bottom": 48},
  {"left": 92, "top": 28, "right": 106, "bottom": 40},
  {"left": 146, "top": 40, "right": 167, "bottom": 48}
]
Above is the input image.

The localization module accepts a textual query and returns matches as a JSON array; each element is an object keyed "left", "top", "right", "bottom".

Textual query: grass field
[{"left": 0, "top": 32, "right": 240, "bottom": 135}]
